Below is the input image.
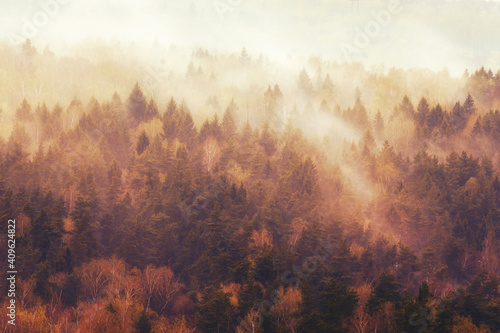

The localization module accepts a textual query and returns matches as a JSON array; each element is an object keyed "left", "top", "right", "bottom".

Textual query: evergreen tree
[
  {"left": 70, "top": 196, "right": 98, "bottom": 264},
  {"left": 135, "top": 310, "right": 153, "bottom": 333},
  {"left": 463, "top": 93, "right": 477, "bottom": 116},
  {"left": 136, "top": 130, "right": 150, "bottom": 156},
  {"left": 365, "top": 272, "right": 402, "bottom": 314},
  {"left": 145, "top": 97, "right": 160, "bottom": 121},
  {"left": 163, "top": 97, "right": 181, "bottom": 140},
  {"left": 197, "top": 283, "right": 233, "bottom": 333},
  {"left": 16, "top": 99, "right": 33, "bottom": 122},
  {"left": 298, "top": 68, "right": 313, "bottom": 93},
  {"left": 106, "top": 159, "right": 123, "bottom": 207},
  {"left": 33, "top": 261, "right": 52, "bottom": 302},
  {"left": 222, "top": 106, "right": 237, "bottom": 141},
  {"left": 61, "top": 273, "right": 81, "bottom": 307},
  {"left": 31, "top": 209, "right": 61, "bottom": 262},
  {"left": 416, "top": 97, "right": 430, "bottom": 126},
  {"left": 374, "top": 110, "right": 385, "bottom": 139},
  {"left": 128, "top": 83, "right": 148, "bottom": 123}
]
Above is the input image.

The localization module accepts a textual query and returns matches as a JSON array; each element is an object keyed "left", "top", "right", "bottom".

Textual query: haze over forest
[{"left": 0, "top": 0, "right": 499, "bottom": 332}]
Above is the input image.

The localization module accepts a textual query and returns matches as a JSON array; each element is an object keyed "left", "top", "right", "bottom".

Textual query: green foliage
[
  {"left": 197, "top": 283, "right": 233, "bottom": 333},
  {"left": 135, "top": 311, "right": 152, "bottom": 333},
  {"left": 298, "top": 277, "right": 358, "bottom": 333},
  {"left": 366, "top": 272, "right": 402, "bottom": 315},
  {"left": 136, "top": 130, "right": 150, "bottom": 156},
  {"left": 71, "top": 196, "right": 99, "bottom": 264},
  {"left": 62, "top": 273, "right": 81, "bottom": 307},
  {"left": 128, "top": 83, "right": 148, "bottom": 123}
]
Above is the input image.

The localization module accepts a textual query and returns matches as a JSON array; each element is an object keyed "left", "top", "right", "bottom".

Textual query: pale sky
[{"left": 1, "top": 0, "right": 499, "bottom": 76}]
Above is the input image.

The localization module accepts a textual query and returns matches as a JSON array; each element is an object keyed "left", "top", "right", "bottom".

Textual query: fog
[{"left": 1, "top": 0, "right": 500, "bottom": 76}]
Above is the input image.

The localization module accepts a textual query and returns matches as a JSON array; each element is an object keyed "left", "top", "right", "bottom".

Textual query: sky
[{"left": 1, "top": 0, "right": 499, "bottom": 76}]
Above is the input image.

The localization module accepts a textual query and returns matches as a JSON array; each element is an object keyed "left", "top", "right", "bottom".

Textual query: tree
[
  {"left": 71, "top": 196, "right": 98, "bottom": 264},
  {"left": 298, "top": 277, "right": 359, "bottom": 333},
  {"left": 416, "top": 97, "right": 430, "bottom": 126},
  {"left": 128, "top": 83, "right": 148, "bottom": 123},
  {"left": 456, "top": 269, "right": 500, "bottom": 331},
  {"left": 145, "top": 97, "right": 159, "bottom": 121},
  {"left": 202, "top": 137, "right": 220, "bottom": 175},
  {"left": 240, "top": 47, "right": 250, "bottom": 63},
  {"left": 452, "top": 101, "right": 467, "bottom": 131},
  {"left": 16, "top": 99, "right": 33, "bottom": 122},
  {"left": 374, "top": 111, "right": 385, "bottom": 139},
  {"left": 321, "top": 278, "right": 359, "bottom": 332},
  {"left": 222, "top": 106, "right": 237, "bottom": 141},
  {"left": 365, "top": 272, "right": 402, "bottom": 315},
  {"left": 136, "top": 130, "right": 150, "bottom": 156},
  {"left": 298, "top": 68, "right": 313, "bottom": 94},
  {"left": 238, "top": 279, "right": 263, "bottom": 316},
  {"left": 135, "top": 311, "right": 152, "bottom": 333},
  {"left": 33, "top": 262, "right": 52, "bottom": 303},
  {"left": 62, "top": 273, "right": 81, "bottom": 307},
  {"left": 463, "top": 93, "right": 477, "bottom": 116},
  {"left": 396, "top": 95, "right": 415, "bottom": 119},
  {"left": 259, "top": 123, "right": 277, "bottom": 156},
  {"left": 31, "top": 209, "right": 61, "bottom": 262},
  {"left": 163, "top": 97, "right": 181, "bottom": 140},
  {"left": 322, "top": 74, "right": 334, "bottom": 94},
  {"left": 144, "top": 265, "right": 182, "bottom": 314},
  {"left": 197, "top": 283, "right": 232, "bottom": 333},
  {"left": 254, "top": 245, "right": 276, "bottom": 285},
  {"left": 107, "top": 159, "right": 123, "bottom": 207}
]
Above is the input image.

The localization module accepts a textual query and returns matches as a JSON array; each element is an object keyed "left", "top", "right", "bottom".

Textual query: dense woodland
[{"left": 0, "top": 41, "right": 499, "bottom": 332}]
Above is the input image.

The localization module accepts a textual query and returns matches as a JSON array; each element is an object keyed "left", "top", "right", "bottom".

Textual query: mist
[{"left": 0, "top": 1, "right": 499, "bottom": 332}]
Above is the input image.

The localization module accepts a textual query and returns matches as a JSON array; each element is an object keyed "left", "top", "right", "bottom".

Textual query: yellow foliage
[
  {"left": 222, "top": 283, "right": 241, "bottom": 308},
  {"left": 17, "top": 304, "right": 50, "bottom": 333},
  {"left": 452, "top": 316, "right": 491, "bottom": 333},
  {"left": 251, "top": 228, "right": 273, "bottom": 248}
]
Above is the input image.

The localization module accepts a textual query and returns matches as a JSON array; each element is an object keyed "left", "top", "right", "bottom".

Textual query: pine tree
[
  {"left": 15, "top": 99, "right": 33, "bottom": 122},
  {"left": 136, "top": 130, "right": 150, "bottom": 156},
  {"left": 254, "top": 245, "right": 276, "bottom": 285},
  {"left": 320, "top": 278, "right": 359, "bottom": 332},
  {"left": 222, "top": 106, "right": 237, "bottom": 141},
  {"left": 463, "top": 93, "right": 477, "bottom": 116},
  {"left": 135, "top": 310, "right": 153, "bottom": 333},
  {"left": 128, "top": 83, "right": 148, "bottom": 124},
  {"left": 197, "top": 283, "right": 233, "bottom": 333},
  {"left": 62, "top": 273, "right": 81, "bottom": 307},
  {"left": 374, "top": 111, "right": 385, "bottom": 139},
  {"left": 416, "top": 97, "right": 430, "bottom": 126},
  {"left": 238, "top": 279, "right": 263, "bottom": 315},
  {"left": 33, "top": 261, "right": 52, "bottom": 302},
  {"left": 145, "top": 97, "right": 159, "bottom": 121},
  {"left": 31, "top": 209, "right": 61, "bottom": 262},
  {"left": 298, "top": 68, "right": 313, "bottom": 93},
  {"left": 106, "top": 159, "right": 123, "bottom": 207},
  {"left": 163, "top": 97, "right": 181, "bottom": 140},
  {"left": 365, "top": 272, "right": 402, "bottom": 314},
  {"left": 397, "top": 95, "right": 415, "bottom": 119},
  {"left": 70, "top": 196, "right": 98, "bottom": 264}
]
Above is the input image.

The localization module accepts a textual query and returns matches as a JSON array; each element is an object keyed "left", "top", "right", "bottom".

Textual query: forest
[{"left": 0, "top": 40, "right": 499, "bottom": 332}]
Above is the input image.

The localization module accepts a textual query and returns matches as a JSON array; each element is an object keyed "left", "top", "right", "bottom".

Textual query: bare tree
[
  {"left": 142, "top": 264, "right": 162, "bottom": 311},
  {"left": 202, "top": 136, "right": 220, "bottom": 175},
  {"left": 79, "top": 259, "right": 111, "bottom": 301},
  {"left": 34, "top": 80, "right": 45, "bottom": 97},
  {"left": 237, "top": 307, "right": 262, "bottom": 333},
  {"left": 152, "top": 266, "right": 182, "bottom": 314}
]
